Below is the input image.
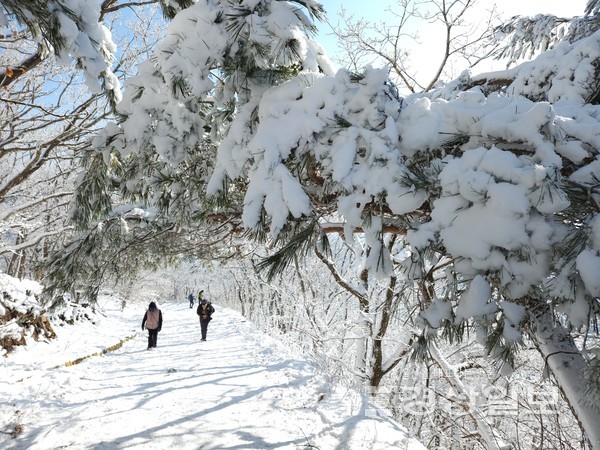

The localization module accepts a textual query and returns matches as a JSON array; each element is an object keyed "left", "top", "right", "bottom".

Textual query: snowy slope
[{"left": 1, "top": 295, "right": 423, "bottom": 449}]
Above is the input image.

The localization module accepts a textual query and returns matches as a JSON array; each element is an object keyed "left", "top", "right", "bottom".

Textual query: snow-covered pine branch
[
  {"left": 586, "top": 0, "right": 600, "bottom": 16},
  {"left": 0, "top": 0, "right": 121, "bottom": 103},
  {"left": 64, "top": 2, "right": 600, "bottom": 446},
  {"left": 82, "top": 0, "right": 600, "bottom": 363}
]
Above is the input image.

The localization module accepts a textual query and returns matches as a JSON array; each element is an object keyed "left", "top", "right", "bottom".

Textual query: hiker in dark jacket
[
  {"left": 141, "top": 301, "right": 163, "bottom": 349},
  {"left": 196, "top": 291, "right": 215, "bottom": 341}
]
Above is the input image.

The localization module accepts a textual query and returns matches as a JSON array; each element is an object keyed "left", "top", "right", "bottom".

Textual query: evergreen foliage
[
  {"left": 58, "top": 0, "right": 600, "bottom": 362},
  {"left": 27, "top": 1, "right": 600, "bottom": 446},
  {"left": 45, "top": 0, "right": 333, "bottom": 302},
  {"left": 0, "top": 0, "right": 122, "bottom": 106}
]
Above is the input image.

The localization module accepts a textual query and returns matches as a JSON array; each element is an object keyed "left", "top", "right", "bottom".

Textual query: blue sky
[{"left": 315, "top": 0, "right": 371, "bottom": 58}]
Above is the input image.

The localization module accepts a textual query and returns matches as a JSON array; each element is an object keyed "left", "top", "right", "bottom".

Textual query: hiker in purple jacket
[{"left": 141, "top": 301, "right": 163, "bottom": 349}]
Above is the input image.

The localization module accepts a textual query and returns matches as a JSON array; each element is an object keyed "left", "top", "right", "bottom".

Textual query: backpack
[{"left": 146, "top": 309, "right": 160, "bottom": 330}]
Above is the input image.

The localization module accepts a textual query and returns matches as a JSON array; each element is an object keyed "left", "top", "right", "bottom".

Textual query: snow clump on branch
[{"left": 90, "top": 1, "right": 600, "bottom": 336}]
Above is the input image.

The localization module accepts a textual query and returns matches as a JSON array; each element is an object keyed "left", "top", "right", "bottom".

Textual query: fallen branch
[{"left": 54, "top": 333, "right": 137, "bottom": 368}]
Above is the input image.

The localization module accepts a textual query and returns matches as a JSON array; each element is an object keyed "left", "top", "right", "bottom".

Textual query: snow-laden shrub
[
  {"left": 0, "top": 274, "right": 104, "bottom": 355},
  {"left": 0, "top": 274, "right": 53, "bottom": 355},
  {"left": 47, "top": 295, "right": 99, "bottom": 326}
]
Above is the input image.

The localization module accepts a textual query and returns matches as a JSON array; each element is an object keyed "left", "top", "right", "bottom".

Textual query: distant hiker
[
  {"left": 188, "top": 293, "right": 195, "bottom": 309},
  {"left": 196, "top": 291, "right": 215, "bottom": 341},
  {"left": 141, "top": 301, "right": 163, "bottom": 349}
]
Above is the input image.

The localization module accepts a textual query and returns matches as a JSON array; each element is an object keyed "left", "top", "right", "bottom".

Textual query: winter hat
[
  {"left": 149, "top": 301, "right": 157, "bottom": 311},
  {"left": 201, "top": 299, "right": 207, "bottom": 304}
]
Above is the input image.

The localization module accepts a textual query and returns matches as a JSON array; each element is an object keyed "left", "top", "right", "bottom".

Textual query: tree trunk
[
  {"left": 529, "top": 307, "right": 600, "bottom": 450},
  {"left": 356, "top": 294, "right": 372, "bottom": 385},
  {"left": 429, "top": 343, "right": 505, "bottom": 450},
  {"left": 17, "top": 252, "right": 26, "bottom": 279},
  {"left": 370, "top": 276, "right": 397, "bottom": 390},
  {"left": 7, "top": 234, "right": 23, "bottom": 277}
]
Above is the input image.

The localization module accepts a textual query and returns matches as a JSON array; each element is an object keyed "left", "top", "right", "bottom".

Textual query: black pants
[
  {"left": 148, "top": 328, "right": 158, "bottom": 348},
  {"left": 200, "top": 319, "right": 210, "bottom": 340}
]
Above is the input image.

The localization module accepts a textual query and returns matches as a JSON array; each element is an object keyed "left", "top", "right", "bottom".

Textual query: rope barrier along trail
[{"left": 52, "top": 333, "right": 138, "bottom": 369}]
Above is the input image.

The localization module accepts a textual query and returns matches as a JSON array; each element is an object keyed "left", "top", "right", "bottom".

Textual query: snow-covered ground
[{"left": 1, "top": 294, "right": 423, "bottom": 449}]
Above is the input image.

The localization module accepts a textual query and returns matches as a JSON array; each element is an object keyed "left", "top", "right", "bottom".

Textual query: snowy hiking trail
[{"left": 1, "top": 297, "right": 423, "bottom": 450}]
